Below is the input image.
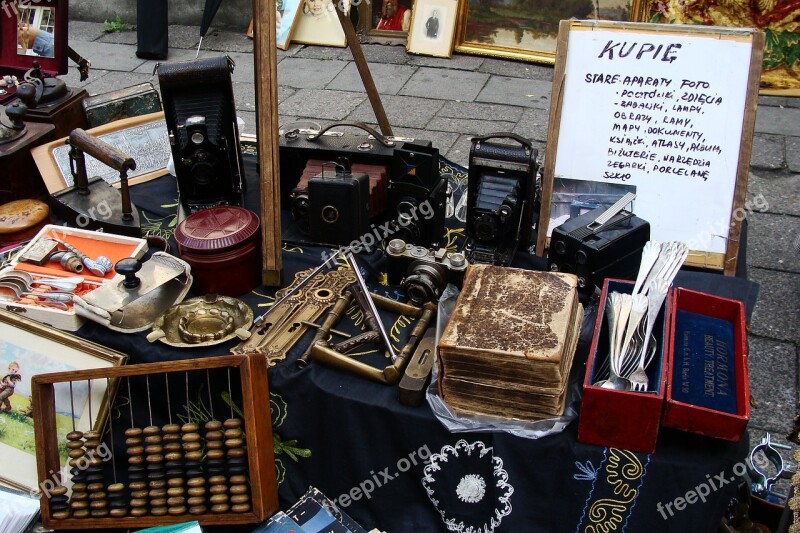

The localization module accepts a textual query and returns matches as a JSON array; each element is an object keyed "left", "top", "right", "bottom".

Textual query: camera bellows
[{"left": 437, "top": 265, "right": 583, "bottom": 420}]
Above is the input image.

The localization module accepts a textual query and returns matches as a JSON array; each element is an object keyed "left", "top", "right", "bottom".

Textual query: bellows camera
[
  {"left": 158, "top": 56, "right": 244, "bottom": 214},
  {"left": 465, "top": 133, "right": 538, "bottom": 266}
]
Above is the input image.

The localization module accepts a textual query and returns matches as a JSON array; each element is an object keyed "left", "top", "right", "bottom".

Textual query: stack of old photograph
[{"left": 437, "top": 265, "right": 583, "bottom": 421}]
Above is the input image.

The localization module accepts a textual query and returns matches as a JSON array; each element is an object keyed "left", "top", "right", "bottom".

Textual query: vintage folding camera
[
  {"left": 278, "top": 122, "right": 444, "bottom": 247},
  {"left": 157, "top": 56, "right": 244, "bottom": 214},
  {"left": 386, "top": 238, "right": 468, "bottom": 304},
  {"left": 548, "top": 197, "right": 650, "bottom": 294},
  {"left": 464, "top": 133, "right": 538, "bottom": 266}
]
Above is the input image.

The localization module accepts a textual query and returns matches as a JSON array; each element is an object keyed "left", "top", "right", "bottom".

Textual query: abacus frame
[{"left": 31, "top": 354, "right": 278, "bottom": 529}]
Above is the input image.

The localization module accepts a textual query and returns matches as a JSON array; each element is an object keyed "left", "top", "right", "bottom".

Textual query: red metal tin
[{"left": 174, "top": 206, "right": 261, "bottom": 297}]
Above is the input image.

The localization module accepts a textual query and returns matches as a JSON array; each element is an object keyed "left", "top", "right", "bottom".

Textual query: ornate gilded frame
[{"left": 454, "top": 0, "right": 644, "bottom": 63}]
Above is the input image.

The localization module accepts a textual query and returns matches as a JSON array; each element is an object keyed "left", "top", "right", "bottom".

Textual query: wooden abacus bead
[
  {"left": 209, "top": 476, "right": 227, "bottom": 488},
  {"left": 66, "top": 430, "right": 84, "bottom": 441},
  {"left": 162, "top": 423, "right": 182, "bottom": 437},
  {"left": 70, "top": 500, "right": 89, "bottom": 511},
  {"left": 230, "top": 484, "right": 249, "bottom": 496},
  {"left": 69, "top": 483, "right": 88, "bottom": 500},
  {"left": 187, "top": 486, "right": 206, "bottom": 498},
  {"left": 168, "top": 478, "right": 185, "bottom": 490},
  {"left": 230, "top": 493, "right": 250, "bottom": 505},
  {"left": 128, "top": 478, "right": 147, "bottom": 492},
  {"left": 168, "top": 504, "right": 188, "bottom": 515},
  {"left": 223, "top": 418, "right": 242, "bottom": 429},
  {"left": 232, "top": 503, "right": 251, "bottom": 513}
]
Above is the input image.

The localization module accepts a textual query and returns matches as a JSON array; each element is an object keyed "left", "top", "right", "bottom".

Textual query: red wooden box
[
  {"left": 577, "top": 279, "right": 669, "bottom": 454},
  {"left": 662, "top": 287, "right": 749, "bottom": 441}
]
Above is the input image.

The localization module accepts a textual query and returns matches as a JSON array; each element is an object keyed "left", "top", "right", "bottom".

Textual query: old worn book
[{"left": 437, "top": 264, "right": 582, "bottom": 420}]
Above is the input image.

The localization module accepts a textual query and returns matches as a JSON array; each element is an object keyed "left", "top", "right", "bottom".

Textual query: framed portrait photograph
[
  {"left": 407, "top": 0, "right": 457, "bottom": 57},
  {"left": 632, "top": 0, "right": 800, "bottom": 94},
  {"left": 276, "top": 0, "right": 303, "bottom": 49},
  {"left": 454, "top": 0, "right": 640, "bottom": 63},
  {"left": 0, "top": 0, "right": 68, "bottom": 75},
  {"left": 0, "top": 309, "right": 126, "bottom": 493},
  {"left": 357, "top": 0, "right": 414, "bottom": 43},
  {"left": 292, "top": 0, "right": 349, "bottom": 47}
]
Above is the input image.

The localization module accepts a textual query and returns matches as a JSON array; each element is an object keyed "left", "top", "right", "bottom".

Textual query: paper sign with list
[{"left": 551, "top": 25, "right": 754, "bottom": 255}]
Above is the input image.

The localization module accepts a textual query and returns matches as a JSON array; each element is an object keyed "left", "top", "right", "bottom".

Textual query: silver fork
[{"left": 629, "top": 279, "right": 670, "bottom": 392}]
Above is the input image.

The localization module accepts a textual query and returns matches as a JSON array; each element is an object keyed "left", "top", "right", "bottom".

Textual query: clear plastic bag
[{"left": 425, "top": 284, "right": 580, "bottom": 440}]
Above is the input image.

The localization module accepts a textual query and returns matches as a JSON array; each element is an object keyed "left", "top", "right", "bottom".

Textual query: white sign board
[{"left": 539, "top": 21, "right": 763, "bottom": 273}]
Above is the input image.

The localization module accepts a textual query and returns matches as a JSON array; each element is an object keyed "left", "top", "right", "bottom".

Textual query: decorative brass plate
[{"left": 147, "top": 294, "right": 253, "bottom": 347}]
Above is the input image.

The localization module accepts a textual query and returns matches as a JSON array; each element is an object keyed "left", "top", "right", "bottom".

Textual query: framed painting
[
  {"left": 407, "top": 0, "right": 458, "bottom": 57},
  {"left": 292, "top": 0, "right": 350, "bottom": 47},
  {"left": 0, "top": 0, "right": 68, "bottom": 75},
  {"left": 632, "top": 0, "right": 800, "bottom": 94},
  {"left": 454, "top": 0, "right": 641, "bottom": 63},
  {"left": 0, "top": 309, "right": 126, "bottom": 493}
]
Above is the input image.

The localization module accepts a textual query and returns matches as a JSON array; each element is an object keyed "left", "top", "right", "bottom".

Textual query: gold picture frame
[
  {"left": 454, "top": 0, "right": 643, "bottom": 63},
  {"left": 358, "top": 0, "right": 412, "bottom": 44},
  {"left": 0, "top": 309, "right": 126, "bottom": 493},
  {"left": 631, "top": 0, "right": 800, "bottom": 95}
]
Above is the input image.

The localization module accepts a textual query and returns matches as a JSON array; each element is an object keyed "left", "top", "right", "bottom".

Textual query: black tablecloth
[{"left": 75, "top": 156, "right": 758, "bottom": 533}]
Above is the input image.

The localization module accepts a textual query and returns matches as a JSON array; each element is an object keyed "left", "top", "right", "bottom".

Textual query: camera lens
[
  {"left": 322, "top": 205, "right": 339, "bottom": 224},
  {"left": 191, "top": 152, "right": 216, "bottom": 186},
  {"left": 394, "top": 216, "right": 421, "bottom": 244},
  {"left": 291, "top": 193, "right": 310, "bottom": 221},
  {"left": 473, "top": 214, "right": 498, "bottom": 241},
  {"left": 402, "top": 261, "right": 447, "bottom": 305}
]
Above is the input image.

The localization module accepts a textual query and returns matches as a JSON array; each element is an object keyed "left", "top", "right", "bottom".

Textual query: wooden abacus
[{"left": 31, "top": 355, "right": 278, "bottom": 529}]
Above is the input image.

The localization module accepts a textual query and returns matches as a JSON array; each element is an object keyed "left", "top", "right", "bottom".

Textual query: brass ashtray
[{"left": 147, "top": 294, "right": 253, "bottom": 347}]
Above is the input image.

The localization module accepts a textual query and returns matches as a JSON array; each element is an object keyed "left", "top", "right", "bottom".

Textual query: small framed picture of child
[{"left": 0, "top": 309, "right": 126, "bottom": 493}]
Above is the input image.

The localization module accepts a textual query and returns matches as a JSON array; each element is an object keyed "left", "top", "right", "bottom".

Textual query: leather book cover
[{"left": 438, "top": 288, "right": 583, "bottom": 421}]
